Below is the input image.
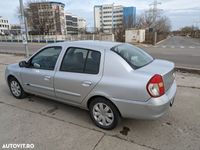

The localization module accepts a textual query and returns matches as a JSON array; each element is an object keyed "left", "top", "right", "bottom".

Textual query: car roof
[{"left": 47, "top": 40, "right": 122, "bottom": 52}]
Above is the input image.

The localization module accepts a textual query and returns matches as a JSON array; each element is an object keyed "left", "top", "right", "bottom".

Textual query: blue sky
[{"left": 0, "top": 0, "right": 200, "bottom": 30}]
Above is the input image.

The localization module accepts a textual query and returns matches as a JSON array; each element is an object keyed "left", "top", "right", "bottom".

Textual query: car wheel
[
  {"left": 9, "top": 77, "right": 27, "bottom": 99},
  {"left": 89, "top": 97, "right": 120, "bottom": 130}
]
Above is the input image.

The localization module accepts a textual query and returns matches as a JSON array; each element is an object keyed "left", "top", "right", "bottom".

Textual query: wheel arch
[
  {"left": 7, "top": 74, "right": 17, "bottom": 84},
  {"left": 87, "top": 95, "right": 122, "bottom": 117},
  {"left": 7, "top": 74, "right": 23, "bottom": 88}
]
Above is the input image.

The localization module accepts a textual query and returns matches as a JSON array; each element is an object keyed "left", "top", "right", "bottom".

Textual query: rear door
[{"left": 54, "top": 47, "right": 103, "bottom": 104}]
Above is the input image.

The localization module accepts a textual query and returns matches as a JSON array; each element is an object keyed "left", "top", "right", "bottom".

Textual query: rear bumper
[{"left": 112, "top": 80, "right": 177, "bottom": 119}]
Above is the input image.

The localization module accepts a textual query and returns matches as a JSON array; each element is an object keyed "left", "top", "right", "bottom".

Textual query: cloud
[
  {"left": 160, "top": 0, "right": 200, "bottom": 10},
  {"left": 0, "top": 0, "right": 19, "bottom": 24}
]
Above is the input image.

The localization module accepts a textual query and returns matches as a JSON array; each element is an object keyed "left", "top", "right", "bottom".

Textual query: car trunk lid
[{"left": 137, "top": 59, "right": 175, "bottom": 92}]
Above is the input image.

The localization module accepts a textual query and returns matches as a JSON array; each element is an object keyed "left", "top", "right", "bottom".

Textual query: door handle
[
  {"left": 44, "top": 75, "right": 51, "bottom": 81},
  {"left": 82, "top": 81, "right": 92, "bottom": 87}
]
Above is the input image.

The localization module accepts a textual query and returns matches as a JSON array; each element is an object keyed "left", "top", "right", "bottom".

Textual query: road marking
[
  {"left": 180, "top": 46, "right": 185, "bottom": 48},
  {"left": 189, "top": 46, "right": 195, "bottom": 49}
]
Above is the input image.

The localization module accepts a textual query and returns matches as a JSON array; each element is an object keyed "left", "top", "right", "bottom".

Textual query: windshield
[{"left": 111, "top": 44, "right": 154, "bottom": 69}]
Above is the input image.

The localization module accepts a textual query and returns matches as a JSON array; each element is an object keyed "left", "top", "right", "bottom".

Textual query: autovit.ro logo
[{"left": 2, "top": 143, "right": 34, "bottom": 149}]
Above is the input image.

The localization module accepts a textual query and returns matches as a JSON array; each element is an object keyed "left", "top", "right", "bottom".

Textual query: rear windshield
[{"left": 111, "top": 44, "right": 153, "bottom": 69}]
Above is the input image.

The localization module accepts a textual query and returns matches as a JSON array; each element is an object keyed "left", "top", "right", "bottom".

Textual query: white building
[
  {"left": 125, "top": 29, "right": 145, "bottom": 43},
  {"left": 94, "top": 4, "right": 123, "bottom": 33},
  {"left": 0, "top": 16, "right": 10, "bottom": 35},
  {"left": 94, "top": 4, "right": 136, "bottom": 33},
  {"left": 65, "top": 12, "right": 86, "bottom": 34},
  {"left": 78, "top": 18, "right": 86, "bottom": 30},
  {"left": 65, "top": 12, "right": 78, "bottom": 34},
  {"left": 27, "top": 2, "right": 66, "bottom": 35}
]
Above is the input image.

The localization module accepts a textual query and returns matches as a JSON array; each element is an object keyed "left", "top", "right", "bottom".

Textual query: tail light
[{"left": 146, "top": 74, "right": 165, "bottom": 97}]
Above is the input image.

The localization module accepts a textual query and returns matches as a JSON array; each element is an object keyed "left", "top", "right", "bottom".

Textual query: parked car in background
[{"left": 5, "top": 41, "right": 177, "bottom": 129}]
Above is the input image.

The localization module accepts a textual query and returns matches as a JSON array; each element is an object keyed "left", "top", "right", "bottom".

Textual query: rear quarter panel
[{"left": 81, "top": 50, "right": 152, "bottom": 108}]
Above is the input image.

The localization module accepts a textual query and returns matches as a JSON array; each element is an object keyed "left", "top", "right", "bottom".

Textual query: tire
[
  {"left": 8, "top": 77, "right": 27, "bottom": 99},
  {"left": 89, "top": 97, "right": 120, "bottom": 130}
]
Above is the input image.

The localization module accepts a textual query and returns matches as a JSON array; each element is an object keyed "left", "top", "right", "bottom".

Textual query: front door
[
  {"left": 21, "top": 46, "right": 62, "bottom": 97},
  {"left": 54, "top": 47, "right": 102, "bottom": 103}
]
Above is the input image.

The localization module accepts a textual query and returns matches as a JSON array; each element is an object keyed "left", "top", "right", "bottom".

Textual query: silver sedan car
[{"left": 5, "top": 41, "right": 176, "bottom": 129}]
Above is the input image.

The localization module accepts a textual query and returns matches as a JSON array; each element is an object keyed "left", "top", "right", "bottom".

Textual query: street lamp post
[{"left": 19, "top": 0, "right": 29, "bottom": 58}]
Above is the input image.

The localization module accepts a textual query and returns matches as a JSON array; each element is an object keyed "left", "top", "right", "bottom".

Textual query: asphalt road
[
  {"left": 0, "top": 54, "right": 200, "bottom": 150},
  {"left": 0, "top": 42, "right": 45, "bottom": 54},
  {"left": 141, "top": 36, "right": 200, "bottom": 69},
  {"left": 0, "top": 36, "right": 200, "bottom": 69}
]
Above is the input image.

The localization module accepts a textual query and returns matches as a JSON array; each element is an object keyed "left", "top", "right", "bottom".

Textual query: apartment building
[
  {"left": 65, "top": 12, "right": 86, "bottom": 34},
  {"left": 0, "top": 16, "right": 10, "bottom": 35},
  {"left": 26, "top": 1, "right": 66, "bottom": 35},
  {"left": 65, "top": 12, "right": 78, "bottom": 34},
  {"left": 94, "top": 4, "right": 136, "bottom": 33},
  {"left": 78, "top": 18, "right": 86, "bottom": 31}
]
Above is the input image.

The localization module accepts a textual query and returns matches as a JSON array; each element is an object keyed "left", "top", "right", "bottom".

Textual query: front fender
[{"left": 5, "top": 63, "right": 23, "bottom": 87}]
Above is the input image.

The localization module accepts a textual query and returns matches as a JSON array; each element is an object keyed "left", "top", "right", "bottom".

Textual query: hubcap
[
  {"left": 10, "top": 81, "right": 21, "bottom": 97},
  {"left": 93, "top": 103, "right": 114, "bottom": 126}
]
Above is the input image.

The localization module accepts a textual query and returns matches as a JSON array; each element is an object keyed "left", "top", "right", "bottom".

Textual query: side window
[
  {"left": 60, "top": 47, "right": 101, "bottom": 74},
  {"left": 30, "top": 46, "right": 62, "bottom": 70},
  {"left": 85, "top": 51, "right": 101, "bottom": 74},
  {"left": 60, "top": 48, "right": 88, "bottom": 73}
]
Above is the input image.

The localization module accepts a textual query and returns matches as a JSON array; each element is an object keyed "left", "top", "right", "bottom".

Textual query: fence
[{"left": 0, "top": 33, "right": 115, "bottom": 43}]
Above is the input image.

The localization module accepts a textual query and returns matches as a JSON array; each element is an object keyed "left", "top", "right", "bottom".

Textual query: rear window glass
[
  {"left": 60, "top": 47, "right": 101, "bottom": 74},
  {"left": 85, "top": 51, "right": 101, "bottom": 74},
  {"left": 111, "top": 44, "right": 153, "bottom": 69}
]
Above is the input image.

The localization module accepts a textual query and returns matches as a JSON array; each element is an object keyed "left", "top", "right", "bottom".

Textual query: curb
[
  {"left": 0, "top": 51, "right": 27, "bottom": 56},
  {"left": 175, "top": 66, "right": 200, "bottom": 75},
  {"left": 156, "top": 37, "right": 169, "bottom": 45}
]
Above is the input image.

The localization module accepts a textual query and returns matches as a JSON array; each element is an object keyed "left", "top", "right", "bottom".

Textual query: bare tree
[
  {"left": 17, "top": 0, "right": 63, "bottom": 35},
  {"left": 178, "top": 26, "right": 200, "bottom": 37},
  {"left": 181, "top": 26, "right": 198, "bottom": 32},
  {"left": 135, "top": 10, "right": 154, "bottom": 29},
  {"left": 155, "top": 16, "right": 171, "bottom": 33},
  {"left": 115, "top": 15, "right": 135, "bottom": 42},
  {"left": 135, "top": 9, "right": 171, "bottom": 33},
  {"left": 114, "top": 25, "right": 125, "bottom": 42},
  {"left": 26, "top": 1, "right": 55, "bottom": 35}
]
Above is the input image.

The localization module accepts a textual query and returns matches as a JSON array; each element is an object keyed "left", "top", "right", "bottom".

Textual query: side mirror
[{"left": 19, "top": 61, "right": 29, "bottom": 68}]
